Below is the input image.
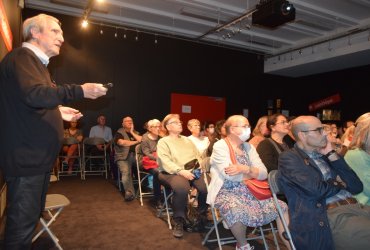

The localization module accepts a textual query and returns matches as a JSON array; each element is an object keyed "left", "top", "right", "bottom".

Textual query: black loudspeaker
[{"left": 252, "top": 0, "right": 295, "bottom": 28}]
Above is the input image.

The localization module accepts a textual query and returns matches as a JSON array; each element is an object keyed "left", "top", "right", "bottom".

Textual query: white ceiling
[{"left": 24, "top": 0, "right": 370, "bottom": 77}]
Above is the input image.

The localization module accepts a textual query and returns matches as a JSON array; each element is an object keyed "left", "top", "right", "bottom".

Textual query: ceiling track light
[
  {"left": 154, "top": 34, "right": 158, "bottom": 44},
  {"left": 81, "top": 19, "right": 88, "bottom": 28},
  {"left": 100, "top": 24, "right": 103, "bottom": 35},
  {"left": 114, "top": 28, "right": 118, "bottom": 38},
  {"left": 135, "top": 31, "right": 139, "bottom": 41}
]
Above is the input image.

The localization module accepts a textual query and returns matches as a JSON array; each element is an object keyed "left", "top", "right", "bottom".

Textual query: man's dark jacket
[
  {"left": 0, "top": 47, "right": 84, "bottom": 176},
  {"left": 277, "top": 144, "right": 363, "bottom": 250}
]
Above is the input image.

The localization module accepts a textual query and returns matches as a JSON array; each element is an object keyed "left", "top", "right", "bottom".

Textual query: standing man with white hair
[{"left": 0, "top": 14, "right": 107, "bottom": 249}]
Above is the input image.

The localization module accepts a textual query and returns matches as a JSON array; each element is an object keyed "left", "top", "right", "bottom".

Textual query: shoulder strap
[
  {"left": 267, "top": 138, "right": 283, "bottom": 154},
  {"left": 224, "top": 138, "right": 237, "bottom": 164}
]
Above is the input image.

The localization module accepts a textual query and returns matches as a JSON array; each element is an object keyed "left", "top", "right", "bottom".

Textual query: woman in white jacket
[{"left": 207, "top": 115, "right": 290, "bottom": 250}]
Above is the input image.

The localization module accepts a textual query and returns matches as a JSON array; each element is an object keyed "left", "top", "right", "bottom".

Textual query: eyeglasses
[
  {"left": 275, "top": 120, "right": 289, "bottom": 126},
  {"left": 301, "top": 127, "right": 324, "bottom": 134},
  {"left": 168, "top": 121, "right": 183, "bottom": 125},
  {"left": 151, "top": 126, "right": 161, "bottom": 128},
  {"left": 232, "top": 125, "right": 251, "bottom": 129}
]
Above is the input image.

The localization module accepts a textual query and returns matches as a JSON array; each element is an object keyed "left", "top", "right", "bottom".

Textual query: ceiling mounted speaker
[{"left": 252, "top": 0, "right": 295, "bottom": 28}]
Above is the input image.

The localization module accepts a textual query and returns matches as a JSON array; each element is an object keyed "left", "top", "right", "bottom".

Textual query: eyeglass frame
[
  {"left": 167, "top": 121, "right": 183, "bottom": 125},
  {"left": 275, "top": 120, "right": 289, "bottom": 126},
  {"left": 300, "top": 126, "right": 325, "bottom": 134},
  {"left": 232, "top": 125, "right": 251, "bottom": 129}
]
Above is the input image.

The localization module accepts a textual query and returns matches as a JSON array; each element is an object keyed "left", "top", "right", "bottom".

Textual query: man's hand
[
  {"left": 178, "top": 170, "right": 194, "bottom": 180},
  {"left": 81, "top": 83, "right": 108, "bottom": 99},
  {"left": 59, "top": 106, "right": 83, "bottom": 121}
]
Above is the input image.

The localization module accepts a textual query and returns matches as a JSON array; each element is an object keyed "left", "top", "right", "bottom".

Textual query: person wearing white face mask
[
  {"left": 203, "top": 121, "right": 215, "bottom": 140},
  {"left": 207, "top": 115, "right": 291, "bottom": 250}
]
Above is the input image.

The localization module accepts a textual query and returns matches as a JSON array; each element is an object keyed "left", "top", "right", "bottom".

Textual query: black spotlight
[
  {"left": 281, "top": 1, "right": 294, "bottom": 16},
  {"left": 252, "top": 0, "right": 295, "bottom": 28}
]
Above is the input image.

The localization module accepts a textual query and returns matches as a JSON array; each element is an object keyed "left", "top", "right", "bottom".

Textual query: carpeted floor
[{"left": 31, "top": 175, "right": 287, "bottom": 250}]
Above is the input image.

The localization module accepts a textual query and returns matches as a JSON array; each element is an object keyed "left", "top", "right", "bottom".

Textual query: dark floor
[{"left": 31, "top": 175, "right": 286, "bottom": 250}]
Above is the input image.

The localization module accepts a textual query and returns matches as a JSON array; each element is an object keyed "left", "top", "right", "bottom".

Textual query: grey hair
[
  {"left": 23, "top": 14, "right": 60, "bottom": 42},
  {"left": 349, "top": 112, "right": 370, "bottom": 153},
  {"left": 147, "top": 119, "right": 161, "bottom": 128}
]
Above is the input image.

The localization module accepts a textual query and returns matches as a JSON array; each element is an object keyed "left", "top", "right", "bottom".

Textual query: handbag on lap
[{"left": 224, "top": 138, "right": 272, "bottom": 200}]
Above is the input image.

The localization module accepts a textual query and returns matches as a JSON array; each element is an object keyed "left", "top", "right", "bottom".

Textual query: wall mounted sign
[
  {"left": 0, "top": 0, "right": 13, "bottom": 51},
  {"left": 308, "top": 94, "right": 341, "bottom": 112}
]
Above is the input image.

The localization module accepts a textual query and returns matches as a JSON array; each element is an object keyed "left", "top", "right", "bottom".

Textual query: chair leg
[
  {"left": 32, "top": 207, "right": 65, "bottom": 249},
  {"left": 39, "top": 217, "right": 63, "bottom": 250}
]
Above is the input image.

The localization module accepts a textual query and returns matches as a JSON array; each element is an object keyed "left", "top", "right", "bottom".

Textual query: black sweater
[{"left": 0, "top": 47, "right": 84, "bottom": 176}]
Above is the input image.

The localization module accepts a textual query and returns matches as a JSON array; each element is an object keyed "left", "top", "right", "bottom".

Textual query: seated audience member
[
  {"left": 157, "top": 114, "right": 208, "bottom": 238},
  {"left": 89, "top": 114, "right": 113, "bottom": 153},
  {"left": 206, "top": 119, "right": 226, "bottom": 157},
  {"left": 114, "top": 116, "right": 142, "bottom": 201},
  {"left": 248, "top": 115, "right": 269, "bottom": 149},
  {"left": 62, "top": 120, "right": 83, "bottom": 174},
  {"left": 284, "top": 115, "right": 297, "bottom": 145},
  {"left": 207, "top": 115, "right": 290, "bottom": 250},
  {"left": 345, "top": 112, "right": 370, "bottom": 206},
  {"left": 187, "top": 119, "right": 210, "bottom": 157},
  {"left": 339, "top": 124, "right": 355, "bottom": 156},
  {"left": 138, "top": 119, "right": 162, "bottom": 208},
  {"left": 203, "top": 121, "right": 215, "bottom": 140},
  {"left": 341, "top": 120, "right": 355, "bottom": 136},
  {"left": 323, "top": 124, "right": 343, "bottom": 154},
  {"left": 278, "top": 115, "right": 370, "bottom": 250},
  {"left": 257, "top": 114, "right": 294, "bottom": 172}
]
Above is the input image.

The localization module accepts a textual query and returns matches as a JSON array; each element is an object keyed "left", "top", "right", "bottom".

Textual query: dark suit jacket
[{"left": 277, "top": 144, "right": 363, "bottom": 250}]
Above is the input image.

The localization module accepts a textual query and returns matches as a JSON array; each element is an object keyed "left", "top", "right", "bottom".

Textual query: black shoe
[
  {"left": 155, "top": 200, "right": 164, "bottom": 210},
  {"left": 124, "top": 191, "right": 135, "bottom": 201},
  {"left": 173, "top": 218, "right": 184, "bottom": 238}
]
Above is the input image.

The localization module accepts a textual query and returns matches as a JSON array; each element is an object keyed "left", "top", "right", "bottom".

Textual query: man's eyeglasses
[
  {"left": 275, "top": 121, "right": 289, "bottom": 126},
  {"left": 301, "top": 127, "right": 324, "bottom": 134},
  {"left": 232, "top": 125, "right": 251, "bottom": 129},
  {"left": 168, "top": 121, "right": 183, "bottom": 125}
]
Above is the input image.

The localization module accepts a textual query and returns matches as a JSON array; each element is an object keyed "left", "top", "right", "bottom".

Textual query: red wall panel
[{"left": 171, "top": 93, "right": 226, "bottom": 135}]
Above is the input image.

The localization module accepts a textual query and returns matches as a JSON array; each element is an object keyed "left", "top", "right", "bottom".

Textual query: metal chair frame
[
  {"left": 134, "top": 144, "right": 154, "bottom": 205},
  {"left": 157, "top": 187, "right": 173, "bottom": 230},
  {"left": 268, "top": 170, "right": 296, "bottom": 250},
  {"left": 82, "top": 137, "right": 108, "bottom": 180},
  {"left": 32, "top": 194, "right": 70, "bottom": 250},
  {"left": 202, "top": 167, "right": 280, "bottom": 250},
  {"left": 58, "top": 137, "right": 82, "bottom": 180}
]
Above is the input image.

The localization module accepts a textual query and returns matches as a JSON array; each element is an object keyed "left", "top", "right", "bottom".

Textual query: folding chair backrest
[
  {"left": 83, "top": 137, "right": 106, "bottom": 146},
  {"left": 268, "top": 170, "right": 281, "bottom": 194},
  {"left": 62, "top": 137, "right": 80, "bottom": 145}
]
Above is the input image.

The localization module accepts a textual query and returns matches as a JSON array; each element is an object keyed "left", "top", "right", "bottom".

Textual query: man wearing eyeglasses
[{"left": 277, "top": 115, "right": 370, "bottom": 250}]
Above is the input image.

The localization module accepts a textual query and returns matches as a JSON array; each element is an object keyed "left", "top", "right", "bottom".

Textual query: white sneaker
[{"left": 236, "top": 243, "right": 254, "bottom": 250}]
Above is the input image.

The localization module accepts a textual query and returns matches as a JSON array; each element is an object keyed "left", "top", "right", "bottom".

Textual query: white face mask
[
  {"left": 238, "top": 127, "right": 251, "bottom": 142},
  {"left": 208, "top": 128, "right": 215, "bottom": 134}
]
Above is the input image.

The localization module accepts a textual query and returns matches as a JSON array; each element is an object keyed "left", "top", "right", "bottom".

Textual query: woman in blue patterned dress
[{"left": 207, "top": 115, "right": 290, "bottom": 250}]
